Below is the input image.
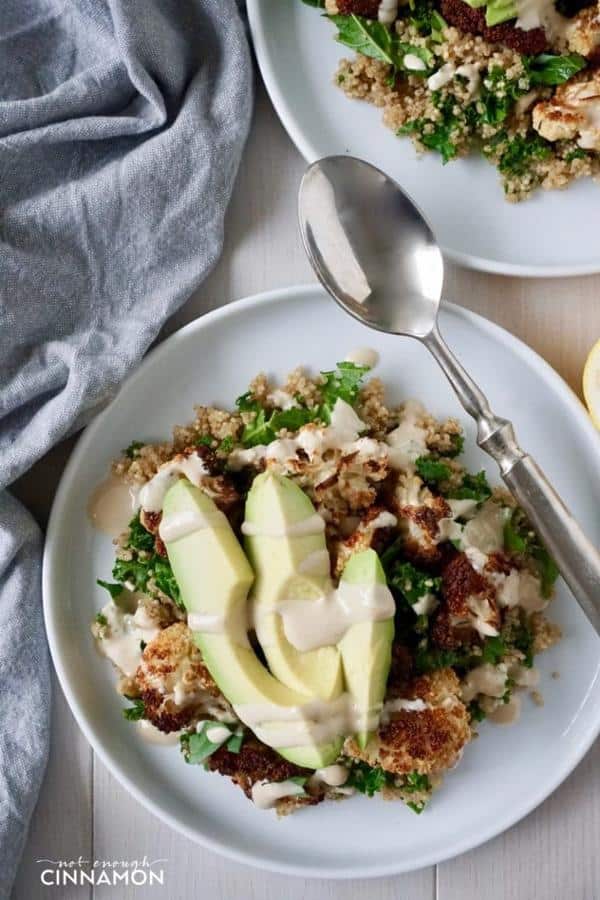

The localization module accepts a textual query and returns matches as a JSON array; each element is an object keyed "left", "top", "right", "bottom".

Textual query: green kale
[
  {"left": 180, "top": 722, "right": 243, "bottom": 765},
  {"left": 346, "top": 761, "right": 395, "bottom": 797},
  {"left": 123, "top": 440, "right": 144, "bottom": 459},
  {"left": 479, "top": 635, "right": 506, "bottom": 665},
  {"left": 400, "top": 93, "right": 461, "bottom": 163},
  {"left": 445, "top": 433, "right": 464, "bottom": 458},
  {"left": 524, "top": 53, "right": 586, "bottom": 86},
  {"left": 403, "top": 0, "right": 447, "bottom": 39},
  {"left": 110, "top": 513, "right": 183, "bottom": 608},
  {"left": 565, "top": 147, "right": 588, "bottom": 162},
  {"left": 96, "top": 579, "right": 124, "bottom": 600},
  {"left": 404, "top": 771, "right": 431, "bottom": 793},
  {"left": 218, "top": 435, "right": 234, "bottom": 453},
  {"left": 235, "top": 391, "right": 317, "bottom": 447},
  {"left": 415, "top": 455, "right": 452, "bottom": 485},
  {"left": 123, "top": 698, "right": 145, "bottom": 721},
  {"left": 447, "top": 470, "right": 491, "bottom": 503},
  {"left": 511, "top": 617, "right": 534, "bottom": 667},
  {"left": 498, "top": 133, "right": 552, "bottom": 178},
  {"left": 95, "top": 612, "right": 108, "bottom": 627},
  {"left": 328, "top": 14, "right": 433, "bottom": 76},
  {"left": 196, "top": 434, "right": 214, "bottom": 447},
  {"left": 504, "top": 509, "right": 558, "bottom": 597},
  {"left": 476, "top": 67, "right": 529, "bottom": 126},
  {"left": 468, "top": 700, "right": 487, "bottom": 722},
  {"left": 387, "top": 561, "right": 442, "bottom": 605},
  {"left": 319, "top": 361, "right": 370, "bottom": 422}
]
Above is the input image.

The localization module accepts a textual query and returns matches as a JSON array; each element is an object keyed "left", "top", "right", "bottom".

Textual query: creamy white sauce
[
  {"left": 158, "top": 507, "right": 227, "bottom": 542},
  {"left": 404, "top": 53, "right": 427, "bottom": 72},
  {"left": 265, "top": 581, "right": 395, "bottom": 652},
  {"left": 308, "top": 764, "right": 349, "bottom": 790},
  {"left": 488, "top": 694, "right": 521, "bottom": 725},
  {"left": 462, "top": 663, "right": 508, "bottom": 703},
  {"left": 227, "top": 399, "right": 385, "bottom": 473},
  {"left": 235, "top": 693, "right": 381, "bottom": 749},
  {"left": 187, "top": 609, "right": 250, "bottom": 648},
  {"left": 378, "top": 0, "right": 399, "bottom": 24},
  {"left": 345, "top": 347, "right": 379, "bottom": 369},
  {"left": 455, "top": 63, "right": 481, "bottom": 98},
  {"left": 205, "top": 724, "right": 233, "bottom": 744},
  {"left": 515, "top": 0, "right": 568, "bottom": 41},
  {"left": 95, "top": 602, "right": 159, "bottom": 677},
  {"left": 241, "top": 512, "right": 326, "bottom": 539},
  {"left": 267, "top": 389, "right": 298, "bottom": 410},
  {"left": 381, "top": 697, "right": 428, "bottom": 724},
  {"left": 462, "top": 500, "right": 508, "bottom": 555},
  {"left": 88, "top": 476, "right": 139, "bottom": 537},
  {"left": 139, "top": 452, "right": 209, "bottom": 513},
  {"left": 251, "top": 779, "right": 306, "bottom": 809},
  {"left": 298, "top": 549, "right": 331, "bottom": 576},
  {"left": 386, "top": 400, "right": 429, "bottom": 470},
  {"left": 137, "top": 720, "right": 182, "bottom": 745},
  {"left": 427, "top": 62, "right": 456, "bottom": 92}
]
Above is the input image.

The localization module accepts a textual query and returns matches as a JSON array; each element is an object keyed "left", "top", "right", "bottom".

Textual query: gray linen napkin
[{"left": 0, "top": 1, "right": 252, "bottom": 894}]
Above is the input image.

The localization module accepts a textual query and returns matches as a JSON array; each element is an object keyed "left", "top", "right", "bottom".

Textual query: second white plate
[{"left": 248, "top": 0, "right": 600, "bottom": 276}]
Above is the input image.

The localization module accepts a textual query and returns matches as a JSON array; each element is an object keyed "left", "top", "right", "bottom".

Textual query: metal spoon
[{"left": 298, "top": 155, "right": 600, "bottom": 631}]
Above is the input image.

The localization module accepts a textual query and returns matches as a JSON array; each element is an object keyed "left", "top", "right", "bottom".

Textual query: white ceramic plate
[
  {"left": 247, "top": 0, "right": 600, "bottom": 277},
  {"left": 44, "top": 285, "right": 600, "bottom": 879}
]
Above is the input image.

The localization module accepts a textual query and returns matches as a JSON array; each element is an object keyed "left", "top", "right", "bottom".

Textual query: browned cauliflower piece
[
  {"left": 207, "top": 738, "right": 321, "bottom": 814},
  {"left": 566, "top": 5, "right": 600, "bottom": 59},
  {"left": 389, "top": 473, "right": 452, "bottom": 564},
  {"left": 332, "top": 505, "right": 398, "bottom": 576},
  {"left": 345, "top": 669, "right": 470, "bottom": 775},
  {"left": 533, "top": 66, "right": 600, "bottom": 150},
  {"left": 432, "top": 552, "right": 500, "bottom": 649},
  {"left": 135, "top": 623, "right": 233, "bottom": 732}
]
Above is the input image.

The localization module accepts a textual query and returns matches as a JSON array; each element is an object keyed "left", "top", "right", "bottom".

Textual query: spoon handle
[{"left": 425, "top": 325, "right": 600, "bottom": 631}]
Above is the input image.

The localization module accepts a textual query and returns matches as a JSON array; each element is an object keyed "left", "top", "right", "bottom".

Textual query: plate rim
[
  {"left": 43, "top": 284, "right": 600, "bottom": 879},
  {"left": 246, "top": 0, "right": 600, "bottom": 279}
]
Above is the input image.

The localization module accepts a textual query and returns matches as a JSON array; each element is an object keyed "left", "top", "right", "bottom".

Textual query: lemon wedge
[{"left": 583, "top": 339, "right": 600, "bottom": 429}]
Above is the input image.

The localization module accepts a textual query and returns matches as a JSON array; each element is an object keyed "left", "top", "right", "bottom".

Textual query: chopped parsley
[
  {"left": 415, "top": 635, "right": 506, "bottom": 674},
  {"left": 196, "top": 434, "right": 213, "bottom": 447},
  {"left": 511, "top": 616, "right": 535, "bottom": 667},
  {"left": 122, "top": 698, "right": 145, "bottom": 721},
  {"left": 180, "top": 722, "right": 243, "bottom": 765},
  {"left": 346, "top": 762, "right": 395, "bottom": 796},
  {"left": 415, "top": 455, "right": 451, "bottom": 485},
  {"left": 445, "top": 433, "right": 464, "bottom": 458},
  {"left": 404, "top": 771, "right": 431, "bottom": 793},
  {"left": 447, "top": 470, "right": 491, "bottom": 503},
  {"left": 400, "top": 93, "right": 462, "bottom": 163},
  {"left": 497, "top": 133, "right": 552, "bottom": 178},
  {"left": 95, "top": 612, "right": 108, "bottom": 627},
  {"left": 565, "top": 147, "right": 588, "bottom": 163},
  {"left": 479, "top": 635, "right": 506, "bottom": 665},
  {"left": 123, "top": 440, "right": 144, "bottom": 459},
  {"left": 504, "top": 508, "right": 558, "bottom": 597}
]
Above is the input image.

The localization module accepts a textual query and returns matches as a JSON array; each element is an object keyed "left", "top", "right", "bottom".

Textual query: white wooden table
[{"left": 11, "top": 79, "right": 600, "bottom": 900}]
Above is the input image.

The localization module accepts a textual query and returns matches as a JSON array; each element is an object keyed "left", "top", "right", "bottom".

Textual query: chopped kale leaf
[
  {"left": 447, "top": 470, "right": 491, "bottom": 503},
  {"left": 346, "top": 761, "right": 394, "bottom": 796},
  {"left": 123, "top": 440, "right": 144, "bottom": 459},
  {"left": 96, "top": 579, "right": 124, "bottom": 600},
  {"left": 123, "top": 698, "right": 145, "bottom": 721},
  {"left": 415, "top": 456, "right": 452, "bottom": 485}
]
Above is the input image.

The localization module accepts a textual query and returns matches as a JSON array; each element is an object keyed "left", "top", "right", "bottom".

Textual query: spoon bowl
[
  {"left": 299, "top": 157, "right": 443, "bottom": 337},
  {"left": 298, "top": 154, "right": 600, "bottom": 632}
]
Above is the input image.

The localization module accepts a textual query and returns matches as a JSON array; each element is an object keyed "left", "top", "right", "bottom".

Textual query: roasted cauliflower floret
[
  {"left": 345, "top": 669, "right": 470, "bottom": 775},
  {"left": 207, "top": 738, "right": 320, "bottom": 814},
  {"left": 566, "top": 5, "right": 600, "bottom": 59},
  {"left": 533, "top": 67, "right": 600, "bottom": 150},
  {"left": 432, "top": 553, "right": 500, "bottom": 648},
  {"left": 390, "top": 473, "right": 452, "bottom": 564},
  {"left": 332, "top": 505, "right": 398, "bottom": 576},
  {"left": 135, "top": 623, "right": 233, "bottom": 732}
]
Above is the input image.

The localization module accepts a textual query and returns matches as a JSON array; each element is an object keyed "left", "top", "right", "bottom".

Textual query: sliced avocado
[
  {"left": 244, "top": 472, "right": 344, "bottom": 701},
  {"left": 485, "top": 0, "right": 517, "bottom": 27},
  {"left": 337, "top": 549, "right": 395, "bottom": 750},
  {"left": 162, "top": 479, "right": 343, "bottom": 768}
]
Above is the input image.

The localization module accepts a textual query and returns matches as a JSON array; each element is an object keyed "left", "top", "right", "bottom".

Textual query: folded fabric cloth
[{"left": 0, "top": 2, "right": 252, "bottom": 894}]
